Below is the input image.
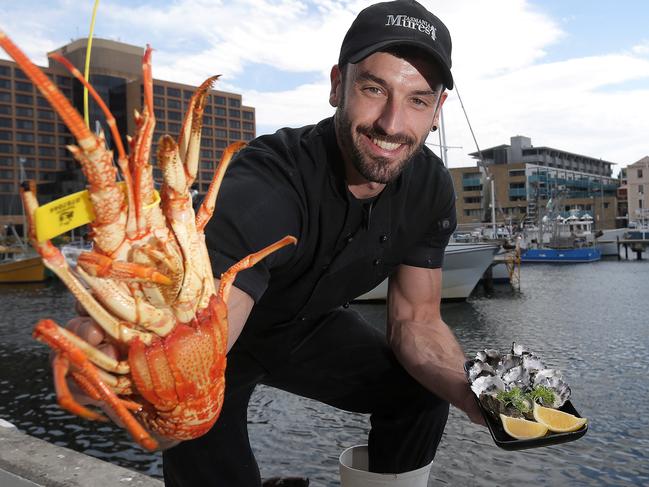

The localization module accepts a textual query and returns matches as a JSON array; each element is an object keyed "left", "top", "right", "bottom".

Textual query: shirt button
[
  {"left": 299, "top": 316, "right": 307, "bottom": 321},
  {"left": 380, "top": 234, "right": 389, "bottom": 243},
  {"left": 373, "top": 258, "right": 382, "bottom": 266},
  {"left": 343, "top": 302, "right": 350, "bottom": 308},
  {"left": 346, "top": 234, "right": 354, "bottom": 243}
]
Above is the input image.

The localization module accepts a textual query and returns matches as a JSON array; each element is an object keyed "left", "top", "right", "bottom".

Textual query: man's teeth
[{"left": 372, "top": 138, "right": 401, "bottom": 151}]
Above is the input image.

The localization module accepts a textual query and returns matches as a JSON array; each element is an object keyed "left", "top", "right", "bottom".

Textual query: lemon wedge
[
  {"left": 499, "top": 413, "right": 549, "bottom": 440},
  {"left": 533, "top": 403, "right": 588, "bottom": 433}
]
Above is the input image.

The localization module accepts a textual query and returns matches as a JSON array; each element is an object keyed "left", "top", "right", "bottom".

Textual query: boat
[
  {"left": 0, "top": 226, "right": 47, "bottom": 283},
  {"left": 0, "top": 253, "right": 47, "bottom": 283},
  {"left": 520, "top": 247, "right": 601, "bottom": 263},
  {"left": 355, "top": 242, "right": 501, "bottom": 301}
]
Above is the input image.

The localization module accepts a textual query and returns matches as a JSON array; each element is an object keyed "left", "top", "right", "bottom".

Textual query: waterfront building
[
  {"left": 626, "top": 156, "right": 649, "bottom": 226},
  {"left": 0, "top": 38, "right": 255, "bottom": 227},
  {"left": 450, "top": 135, "right": 619, "bottom": 229}
]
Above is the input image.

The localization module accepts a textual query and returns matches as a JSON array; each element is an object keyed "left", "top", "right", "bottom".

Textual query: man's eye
[
  {"left": 412, "top": 97, "right": 429, "bottom": 107},
  {"left": 363, "top": 86, "right": 383, "bottom": 95}
]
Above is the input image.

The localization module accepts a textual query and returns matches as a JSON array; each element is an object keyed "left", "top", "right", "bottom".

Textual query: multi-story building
[
  {"left": 0, "top": 38, "right": 255, "bottom": 227},
  {"left": 626, "top": 156, "right": 649, "bottom": 226},
  {"left": 451, "top": 135, "right": 619, "bottom": 229}
]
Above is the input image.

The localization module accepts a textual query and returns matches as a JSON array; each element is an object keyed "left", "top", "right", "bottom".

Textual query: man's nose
[{"left": 375, "top": 97, "right": 404, "bottom": 135}]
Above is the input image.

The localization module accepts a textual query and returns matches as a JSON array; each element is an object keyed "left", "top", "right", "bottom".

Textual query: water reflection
[{"left": 1, "top": 261, "right": 648, "bottom": 485}]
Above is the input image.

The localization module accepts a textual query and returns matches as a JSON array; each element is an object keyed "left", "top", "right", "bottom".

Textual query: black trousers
[{"left": 163, "top": 307, "right": 449, "bottom": 486}]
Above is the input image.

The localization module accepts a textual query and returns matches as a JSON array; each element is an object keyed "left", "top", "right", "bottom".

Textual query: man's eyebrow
[{"left": 355, "top": 70, "right": 440, "bottom": 97}]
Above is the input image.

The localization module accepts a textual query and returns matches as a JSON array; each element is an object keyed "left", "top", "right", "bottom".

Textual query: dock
[
  {"left": 0, "top": 420, "right": 162, "bottom": 487},
  {"left": 615, "top": 236, "right": 649, "bottom": 260}
]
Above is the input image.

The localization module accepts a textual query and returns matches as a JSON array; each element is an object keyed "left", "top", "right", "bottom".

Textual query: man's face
[{"left": 330, "top": 51, "right": 447, "bottom": 185}]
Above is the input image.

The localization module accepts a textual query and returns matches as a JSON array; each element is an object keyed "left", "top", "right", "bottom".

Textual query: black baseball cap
[{"left": 338, "top": 0, "right": 453, "bottom": 89}]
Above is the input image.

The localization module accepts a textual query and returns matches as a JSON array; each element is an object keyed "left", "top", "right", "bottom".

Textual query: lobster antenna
[{"left": 84, "top": 0, "right": 101, "bottom": 127}]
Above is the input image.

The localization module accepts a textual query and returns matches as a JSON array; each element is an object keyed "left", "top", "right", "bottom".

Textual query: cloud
[{"left": 1, "top": 0, "right": 648, "bottom": 171}]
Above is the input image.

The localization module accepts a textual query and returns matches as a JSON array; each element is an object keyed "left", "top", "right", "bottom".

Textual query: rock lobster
[{"left": 0, "top": 30, "right": 296, "bottom": 450}]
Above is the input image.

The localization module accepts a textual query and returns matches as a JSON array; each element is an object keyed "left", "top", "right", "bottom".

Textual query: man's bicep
[{"left": 388, "top": 265, "right": 443, "bottom": 324}]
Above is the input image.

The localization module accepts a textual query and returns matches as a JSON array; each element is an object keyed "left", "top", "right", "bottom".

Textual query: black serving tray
[{"left": 464, "top": 360, "right": 588, "bottom": 450}]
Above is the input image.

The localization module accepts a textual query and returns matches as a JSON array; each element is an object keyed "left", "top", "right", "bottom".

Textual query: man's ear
[{"left": 329, "top": 64, "right": 342, "bottom": 108}]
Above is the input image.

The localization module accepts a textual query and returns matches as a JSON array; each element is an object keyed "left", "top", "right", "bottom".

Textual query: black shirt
[{"left": 205, "top": 117, "right": 456, "bottom": 362}]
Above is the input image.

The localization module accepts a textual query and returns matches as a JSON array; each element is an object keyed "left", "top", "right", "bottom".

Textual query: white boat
[{"left": 355, "top": 242, "right": 500, "bottom": 301}]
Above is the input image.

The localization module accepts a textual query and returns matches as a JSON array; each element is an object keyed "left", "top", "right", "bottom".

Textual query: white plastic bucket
[{"left": 339, "top": 445, "right": 433, "bottom": 487}]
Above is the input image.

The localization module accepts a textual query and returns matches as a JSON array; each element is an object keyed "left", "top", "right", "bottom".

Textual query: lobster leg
[
  {"left": 34, "top": 319, "right": 158, "bottom": 451},
  {"left": 53, "top": 354, "right": 107, "bottom": 421},
  {"left": 77, "top": 251, "right": 172, "bottom": 285}
]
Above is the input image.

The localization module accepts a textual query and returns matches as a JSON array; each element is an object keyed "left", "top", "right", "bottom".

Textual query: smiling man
[
  {"left": 65, "top": 1, "right": 482, "bottom": 485},
  {"left": 161, "top": 1, "right": 484, "bottom": 485}
]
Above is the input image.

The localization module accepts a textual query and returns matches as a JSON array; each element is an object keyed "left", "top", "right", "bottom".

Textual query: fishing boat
[
  {"left": 355, "top": 242, "right": 501, "bottom": 301},
  {"left": 520, "top": 246, "right": 601, "bottom": 263},
  {"left": 0, "top": 253, "right": 47, "bottom": 283},
  {"left": 0, "top": 225, "right": 47, "bottom": 283}
]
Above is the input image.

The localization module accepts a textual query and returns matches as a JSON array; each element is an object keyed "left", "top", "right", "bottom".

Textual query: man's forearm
[{"left": 388, "top": 317, "right": 472, "bottom": 410}]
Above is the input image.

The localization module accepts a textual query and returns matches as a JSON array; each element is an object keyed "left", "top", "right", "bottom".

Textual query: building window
[
  {"left": 243, "top": 132, "right": 254, "bottom": 141},
  {"left": 14, "top": 81, "right": 33, "bottom": 92},
  {"left": 14, "top": 68, "right": 28, "bottom": 79},
  {"left": 16, "top": 132, "right": 34, "bottom": 142},
  {"left": 153, "top": 84, "right": 165, "bottom": 95},
  {"left": 464, "top": 196, "right": 482, "bottom": 204},
  {"left": 15, "top": 94, "right": 33, "bottom": 105},
  {"left": 228, "top": 98, "right": 240, "bottom": 108},
  {"left": 0, "top": 131, "right": 10, "bottom": 140},
  {"left": 0, "top": 118, "right": 11, "bottom": 128},
  {"left": 215, "top": 118, "right": 226, "bottom": 127},
  {"left": 203, "top": 127, "right": 212, "bottom": 137},
  {"left": 167, "top": 110, "right": 181, "bottom": 121},
  {"left": 0, "top": 143, "right": 11, "bottom": 153},
  {"left": 215, "top": 129, "right": 227, "bottom": 138},
  {"left": 0, "top": 92, "right": 11, "bottom": 102},
  {"left": 167, "top": 99, "right": 181, "bottom": 110},
  {"left": 37, "top": 109, "right": 55, "bottom": 120},
  {"left": 154, "top": 96, "right": 164, "bottom": 107},
  {"left": 229, "top": 131, "right": 241, "bottom": 140},
  {"left": 215, "top": 107, "right": 226, "bottom": 116},
  {"left": 204, "top": 105, "right": 212, "bottom": 114},
  {"left": 0, "top": 105, "right": 10, "bottom": 115},
  {"left": 168, "top": 122, "right": 180, "bottom": 133},
  {"left": 17, "top": 145, "right": 35, "bottom": 155},
  {"left": 229, "top": 109, "right": 240, "bottom": 118},
  {"left": 639, "top": 184, "right": 644, "bottom": 194},
  {"left": 229, "top": 120, "right": 240, "bottom": 129},
  {"left": 243, "top": 122, "right": 254, "bottom": 131},
  {"left": 639, "top": 169, "right": 644, "bottom": 179},
  {"left": 16, "top": 107, "right": 33, "bottom": 117},
  {"left": 16, "top": 119, "right": 33, "bottom": 130},
  {"left": 0, "top": 79, "right": 10, "bottom": 89},
  {"left": 242, "top": 111, "right": 254, "bottom": 120},
  {"left": 167, "top": 87, "right": 181, "bottom": 98},
  {"left": 215, "top": 96, "right": 226, "bottom": 105},
  {"left": 0, "top": 66, "right": 10, "bottom": 76}
]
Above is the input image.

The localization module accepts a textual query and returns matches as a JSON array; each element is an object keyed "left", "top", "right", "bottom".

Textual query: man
[{"left": 70, "top": 1, "right": 483, "bottom": 485}]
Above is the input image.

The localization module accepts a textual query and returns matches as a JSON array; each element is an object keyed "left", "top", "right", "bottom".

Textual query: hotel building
[
  {"left": 0, "top": 38, "right": 255, "bottom": 226},
  {"left": 450, "top": 136, "right": 620, "bottom": 229}
]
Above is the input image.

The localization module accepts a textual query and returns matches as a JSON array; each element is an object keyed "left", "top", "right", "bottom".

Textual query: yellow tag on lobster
[{"left": 34, "top": 182, "right": 160, "bottom": 242}]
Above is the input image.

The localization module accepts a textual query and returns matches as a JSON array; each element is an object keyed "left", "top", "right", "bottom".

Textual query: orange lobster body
[{"left": 0, "top": 30, "right": 295, "bottom": 450}]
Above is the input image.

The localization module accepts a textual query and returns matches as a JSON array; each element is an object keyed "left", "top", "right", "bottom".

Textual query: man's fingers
[
  {"left": 98, "top": 343, "right": 119, "bottom": 361},
  {"left": 66, "top": 317, "right": 105, "bottom": 346}
]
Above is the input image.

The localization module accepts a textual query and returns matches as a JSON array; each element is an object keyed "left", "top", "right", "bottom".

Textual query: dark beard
[{"left": 334, "top": 104, "right": 424, "bottom": 184}]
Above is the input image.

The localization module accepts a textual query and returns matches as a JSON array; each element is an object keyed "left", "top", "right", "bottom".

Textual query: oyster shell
[{"left": 467, "top": 343, "right": 572, "bottom": 417}]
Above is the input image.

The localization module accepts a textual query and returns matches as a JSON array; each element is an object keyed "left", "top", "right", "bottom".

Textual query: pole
[{"left": 491, "top": 178, "right": 497, "bottom": 238}]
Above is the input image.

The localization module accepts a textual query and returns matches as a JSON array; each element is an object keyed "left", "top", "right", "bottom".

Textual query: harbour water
[{"left": 1, "top": 258, "right": 648, "bottom": 486}]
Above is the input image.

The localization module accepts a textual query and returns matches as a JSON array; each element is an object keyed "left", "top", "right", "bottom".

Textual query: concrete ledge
[{"left": 0, "top": 421, "right": 162, "bottom": 487}]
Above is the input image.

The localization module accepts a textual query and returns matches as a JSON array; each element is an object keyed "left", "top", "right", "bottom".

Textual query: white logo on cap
[{"left": 385, "top": 15, "right": 437, "bottom": 40}]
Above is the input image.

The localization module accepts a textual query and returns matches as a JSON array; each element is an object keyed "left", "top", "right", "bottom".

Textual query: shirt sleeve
[
  {"left": 402, "top": 167, "right": 457, "bottom": 269},
  {"left": 203, "top": 147, "right": 302, "bottom": 301}
]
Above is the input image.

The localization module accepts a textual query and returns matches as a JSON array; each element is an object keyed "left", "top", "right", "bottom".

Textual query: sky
[{"left": 1, "top": 0, "right": 648, "bottom": 174}]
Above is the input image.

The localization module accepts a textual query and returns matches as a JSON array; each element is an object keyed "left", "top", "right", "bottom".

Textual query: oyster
[
  {"left": 467, "top": 342, "right": 572, "bottom": 418},
  {"left": 468, "top": 361, "right": 496, "bottom": 382}
]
